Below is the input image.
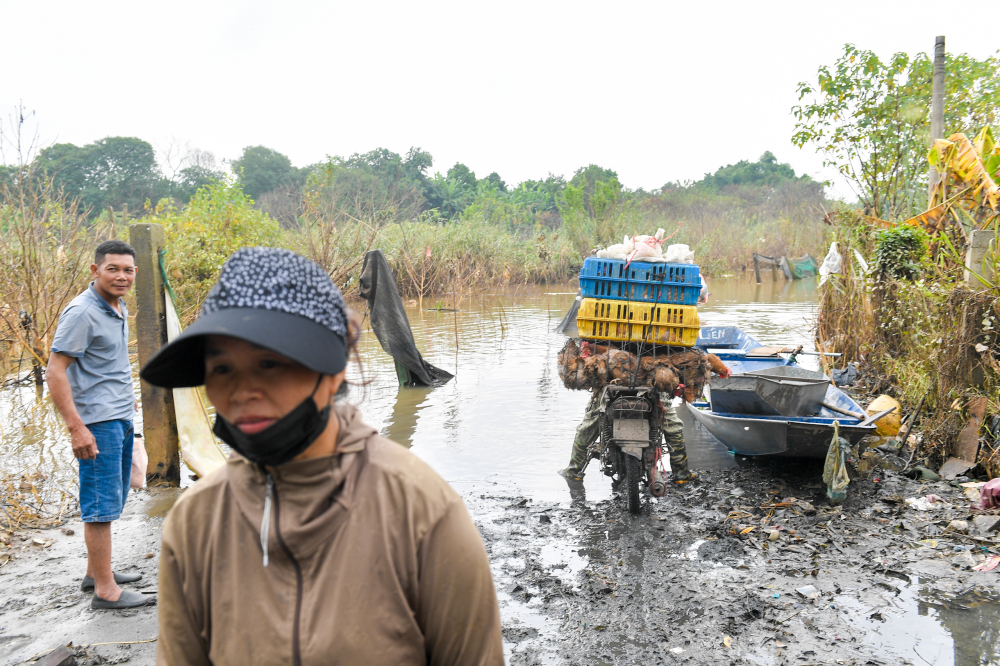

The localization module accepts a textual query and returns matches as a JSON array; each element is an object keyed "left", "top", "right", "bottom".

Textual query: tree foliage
[
  {"left": 150, "top": 181, "right": 281, "bottom": 319},
  {"left": 231, "top": 145, "right": 303, "bottom": 201},
  {"left": 793, "top": 43, "right": 1000, "bottom": 219},
  {"left": 36, "top": 137, "right": 162, "bottom": 215},
  {"left": 696, "top": 151, "right": 816, "bottom": 190}
]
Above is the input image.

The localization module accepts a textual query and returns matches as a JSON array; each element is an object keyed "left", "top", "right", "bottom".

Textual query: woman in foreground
[{"left": 142, "top": 247, "right": 503, "bottom": 665}]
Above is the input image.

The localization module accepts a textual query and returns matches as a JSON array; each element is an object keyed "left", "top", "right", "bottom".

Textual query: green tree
[
  {"left": 517, "top": 174, "right": 566, "bottom": 212},
  {"left": 149, "top": 180, "right": 281, "bottom": 319},
  {"left": 792, "top": 44, "right": 1000, "bottom": 219},
  {"left": 568, "top": 164, "right": 618, "bottom": 216},
  {"left": 36, "top": 137, "right": 162, "bottom": 215},
  {"left": 231, "top": 146, "right": 296, "bottom": 200},
  {"left": 697, "top": 151, "right": 816, "bottom": 189},
  {"left": 446, "top": 163, "right": 478, "bottom": 190},
  {"left": 173, "top": 164, "right": 226, "bottom": 202},
  {"left": 480, "top": 171, "right": 507, "bottom": 192}
]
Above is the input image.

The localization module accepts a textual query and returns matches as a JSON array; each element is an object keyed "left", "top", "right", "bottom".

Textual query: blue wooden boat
[
  {"left": 690, "top": 326, "right": 875, "bottom": 458},
  {"left": 695, "top": 326, "right": 798, "bottom": 374}
]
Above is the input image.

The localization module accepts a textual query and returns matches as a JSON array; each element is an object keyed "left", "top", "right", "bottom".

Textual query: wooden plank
[{"left": 130, "top": 223, "right": 180, "bottom": 486}]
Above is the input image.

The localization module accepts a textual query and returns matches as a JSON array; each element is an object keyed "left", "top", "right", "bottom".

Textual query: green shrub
[{"left": 144, "top": 181, "right": 280, "bottom": 320}]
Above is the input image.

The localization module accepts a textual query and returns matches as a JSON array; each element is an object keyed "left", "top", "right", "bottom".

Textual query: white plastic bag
[
  {"left": 662, "top": 243, "right": 695, "bottom": 264},
  {"left": 819, "top": 242, "right": 842, "bottom": 285},
  {"left": 630, "top": 234, "right": 662, "bottom": 260},
  {"left": 130, "top": 434, "right": 148, "bottom": 489}
]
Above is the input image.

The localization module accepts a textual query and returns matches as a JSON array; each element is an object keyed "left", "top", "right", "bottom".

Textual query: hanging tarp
[{"left": 358, "top": 250, "right": 453, "bottom": 387}]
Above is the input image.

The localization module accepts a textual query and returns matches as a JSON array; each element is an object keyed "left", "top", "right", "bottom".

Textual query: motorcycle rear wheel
[{"left": 623, "top": 453, "right": 642, "bottom": 514}]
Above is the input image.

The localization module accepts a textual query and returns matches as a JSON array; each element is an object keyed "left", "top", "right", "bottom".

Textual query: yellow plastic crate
[{"left": 577, "top": 298, "right": 700, "bottom": 346}]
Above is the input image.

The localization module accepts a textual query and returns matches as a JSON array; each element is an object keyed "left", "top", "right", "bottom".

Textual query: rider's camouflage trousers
[{"left": 567, "top": 389, "right": 689, "bottom": 476}]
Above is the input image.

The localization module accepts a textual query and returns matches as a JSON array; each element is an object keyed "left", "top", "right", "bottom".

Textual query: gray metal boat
[{"left": 707, "top": 366, "right": 831, "bottom": 417}]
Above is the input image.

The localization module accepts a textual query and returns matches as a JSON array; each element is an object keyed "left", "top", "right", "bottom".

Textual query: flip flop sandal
[
  {"left": 91, "top": 589, "right": 156, "bottom": 610},
  {"left": 81, "top": 571, "right": 143, "bottom": 592}
]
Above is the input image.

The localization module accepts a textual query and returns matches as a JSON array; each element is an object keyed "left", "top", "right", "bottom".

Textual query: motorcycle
[{"left": 593, "top": 384, "right": 669, "bottom": 514}]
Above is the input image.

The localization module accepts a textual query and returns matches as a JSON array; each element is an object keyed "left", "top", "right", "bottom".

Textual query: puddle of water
[
  {"left": 141, "top": 487, "right": 185, "bottom": 518},
  {"left": 834, "top": 576, "right": 1000, "bottom": 666}
]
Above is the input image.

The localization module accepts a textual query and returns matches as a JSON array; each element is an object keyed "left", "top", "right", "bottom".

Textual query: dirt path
[{"left": 3, "top": 461, "right": 1000, "bottom": 665}]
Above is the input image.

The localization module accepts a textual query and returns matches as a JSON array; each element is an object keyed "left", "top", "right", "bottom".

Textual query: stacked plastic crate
[{"left": 576, "top": 257, "right": 701, "bottom": 347}]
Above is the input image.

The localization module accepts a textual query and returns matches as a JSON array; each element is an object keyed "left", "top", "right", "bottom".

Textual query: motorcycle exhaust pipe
[{"left": 651, "top": 467, "right": 668, "bottom": 497}]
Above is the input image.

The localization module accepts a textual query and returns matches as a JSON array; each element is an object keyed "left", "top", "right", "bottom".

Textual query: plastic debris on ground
[
  {"left": 980, "top": 478, "right": 1000, "bottom": 509},
  {"left": 822, "top": 422, "right": 850, "bottom": 504}
]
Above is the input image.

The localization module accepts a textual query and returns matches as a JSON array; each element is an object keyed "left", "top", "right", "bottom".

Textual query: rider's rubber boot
[
  {"left": 558, "top": 466, "right": 585, "bottom": 482},
  {"left": 669, "top": 446, "right": 699, "bottom": 484},
  {"left": 559, "top": 435, "right": 591, "bottom": 481}
]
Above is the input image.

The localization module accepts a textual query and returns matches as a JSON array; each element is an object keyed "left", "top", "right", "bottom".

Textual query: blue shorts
[{"left": 78, "top": 419, "right": 134, "bottom": 523}]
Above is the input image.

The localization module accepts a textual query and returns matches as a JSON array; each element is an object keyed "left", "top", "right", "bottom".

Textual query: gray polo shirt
[{"left": 51, "top": 283, "right": 134, "bottom": 425}]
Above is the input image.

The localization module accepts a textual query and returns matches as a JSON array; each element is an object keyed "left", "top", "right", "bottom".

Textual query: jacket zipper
[{"left": 270, "top": 476, "right": 304, "bottom": 666}]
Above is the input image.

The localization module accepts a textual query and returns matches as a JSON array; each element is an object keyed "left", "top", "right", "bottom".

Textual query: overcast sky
[{"left": 2, "top": 1, "right": 994, "bottom": 199}]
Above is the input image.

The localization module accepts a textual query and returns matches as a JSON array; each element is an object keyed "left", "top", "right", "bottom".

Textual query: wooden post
[
  {"left": 753, "top": 253, "right": 762, "bottom": 284},
  {"left": 129, "top": 223, "right": 180, "bottom": 486},
  {"left": 928, "top": 35, "right": 945, "bottom": 205}
]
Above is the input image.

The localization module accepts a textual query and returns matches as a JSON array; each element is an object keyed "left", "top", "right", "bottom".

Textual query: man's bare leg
[{"left": 84, "top": 522, "right": 122, "bottom": 601}]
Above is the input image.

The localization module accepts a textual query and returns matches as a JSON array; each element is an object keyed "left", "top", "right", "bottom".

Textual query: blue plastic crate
[{"left": 579, "top": 257, "right": 700, "bottom": 305}]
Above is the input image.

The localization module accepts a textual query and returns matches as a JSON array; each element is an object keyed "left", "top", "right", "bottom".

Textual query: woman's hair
[{"left": 337, "top": 306, "right": 367, "bottom": 399}]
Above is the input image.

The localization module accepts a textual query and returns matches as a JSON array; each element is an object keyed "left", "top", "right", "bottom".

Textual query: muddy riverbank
[
  {"left": 4, "top": 463, "right": 1000, "bottom": 665},
  {"left": 5, "top": 279, "right": 1000, "bottom": 664}
]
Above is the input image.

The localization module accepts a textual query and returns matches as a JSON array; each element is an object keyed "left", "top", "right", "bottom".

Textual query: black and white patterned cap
[
  {"left": 202, "top": 247, "right": 347, "bottom": 340},
  {"left": 140, "top": 247, "right": 350, "bottom": 389}
]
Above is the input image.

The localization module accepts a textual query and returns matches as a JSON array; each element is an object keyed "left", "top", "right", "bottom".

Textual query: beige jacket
[{"left": 157, "top": 403, "right": 503, "bottom": 665}]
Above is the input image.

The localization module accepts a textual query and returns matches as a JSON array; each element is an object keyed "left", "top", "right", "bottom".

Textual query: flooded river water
[{"left": 4, "top": 277, "right": 1000, "bottom": 666}]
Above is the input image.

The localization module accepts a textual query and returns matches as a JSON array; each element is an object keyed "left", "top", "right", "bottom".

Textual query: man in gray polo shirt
[{"left": 48, "top": 239, "right": 154, "bottom": 610}]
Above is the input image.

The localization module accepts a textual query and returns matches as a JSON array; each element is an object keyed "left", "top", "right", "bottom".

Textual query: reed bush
[{"left": 816, "top": 211, "right": 1000, "bottom": 476}]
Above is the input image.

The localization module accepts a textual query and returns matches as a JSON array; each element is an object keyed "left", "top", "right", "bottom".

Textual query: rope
[{"left": 158, "top": 249, "right": 177, "bottom": 302}]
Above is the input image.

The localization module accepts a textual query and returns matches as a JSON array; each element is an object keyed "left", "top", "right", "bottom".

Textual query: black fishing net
[{"left": 358, "top": 250, "right": 454, "bottom": 387}]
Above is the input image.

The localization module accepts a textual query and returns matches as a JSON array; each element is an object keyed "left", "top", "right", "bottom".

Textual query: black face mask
[{"left": 212, "top": 376, "right": 331, "bottom": 467}]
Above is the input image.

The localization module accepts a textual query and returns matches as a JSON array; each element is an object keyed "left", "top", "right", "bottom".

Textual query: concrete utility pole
[
  {"left": 928, "top": 35, "right": 946, "bottom": 205},
  {"left": 130, "top": 223, "right": 180, "bottom": 486}
]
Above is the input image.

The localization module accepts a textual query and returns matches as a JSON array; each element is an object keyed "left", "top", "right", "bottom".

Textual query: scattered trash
[
  {"left": 905, "top": 466, "right": 942, "bottom": 482},
  {"left": 946, "top": 520, "right": 970, "bottom": 533},
  {"left": 980, "top": 479, "right": 1000, "bottom": 510},
  {"left": 773, "top": 593, "right": 781, "bottom": 599},
  {"left": 722, "top": 635, "right": 732, "bottom": 648},
  {"left": 939, "top": 457, "right": 976, "bottom": 481},
  {"left": 973, "top": 515, "right": 1000, "bottom": 535},
  {"left": 905, "top": 495, "right": 949, "bottom": 511},
  {"left": 973, "top": 555, "right": 1000, "bottom": 573},
  {"left": 768, "top": 529, "right": 780, "bottom": 541},
  {"left": 955, "top": 550, "right": 978, "bottom": 568},
  {"left": 796, "top": 585, "right": 820, "bottom": 600},
  {"left": 539, "top": 515, "right": 551, "bottom": 524},
  {"left": 866, "top": 395, "right": 901, "bottom": 437},
  {"left": 142, "top": 552, "right": 156, "bottom": 559},
  {"left": 36, "top": 645, "right": 76, "bottom": 666},
  {"left": 823, "top": 423, "right": 850, "bottom": 504},
  {"left": 965, "top": 487, "right": 983, "bottom": 503}
]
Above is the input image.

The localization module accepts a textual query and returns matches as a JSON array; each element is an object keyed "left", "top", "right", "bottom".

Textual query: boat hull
[{"left": 685, "top": 402, "right": 875, "bottom": 459}]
